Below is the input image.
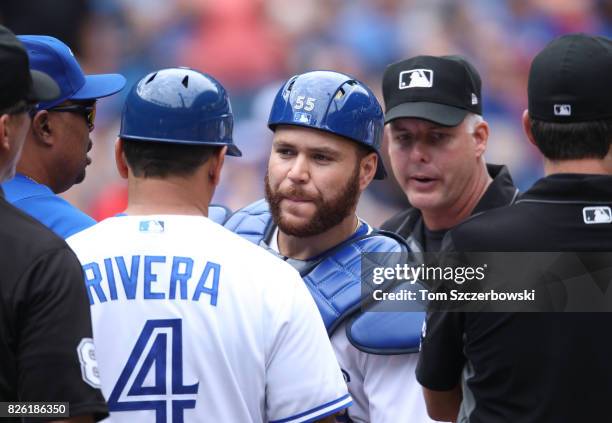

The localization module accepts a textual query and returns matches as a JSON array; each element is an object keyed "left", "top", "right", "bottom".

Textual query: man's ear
[
  {"left": 30, "top": 110, "right": 53, "bottom": 146},
  {"left": 0, "top": 114, "right": 10, "bottom": 153},
  {"left": 522, "top": 110, "right": 538, "bottom": 148},
  {"left": 114, "top": 138, "right": 129, "bottom": 179},
  {"left": 359, "top": 151, "right": 378, "bottom": 191},
  {"left": 472, "top": 119, "right": 489, "bottom": 159},
  {"left": 0, "top": 114, "right": 27, "bottom": 153},
  {"left": 209, "top": 146, "right": 227, "bottom": 186}
]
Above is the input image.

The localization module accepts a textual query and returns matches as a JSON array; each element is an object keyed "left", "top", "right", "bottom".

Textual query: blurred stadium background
[{"left": 2, "top": 0, "right": 611, "bottom": 226}]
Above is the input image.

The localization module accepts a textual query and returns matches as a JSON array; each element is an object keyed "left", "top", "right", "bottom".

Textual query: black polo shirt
[
  {"left": 417, "top": 174, "right": 612, "bottom": 423},
  {"left": 0, "top": 192, "right": 108, "bottom": 421},
  {"left": 381, "top": 164, "right": 519, "bottom": 252}
]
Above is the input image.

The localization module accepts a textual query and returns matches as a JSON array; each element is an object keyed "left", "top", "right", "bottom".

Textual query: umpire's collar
[
  {"left": 520, "top": 173, "right": 612, "bottom": 203},
  {"left": 473, "top": 164, "right": 519, "bottom": 214}
]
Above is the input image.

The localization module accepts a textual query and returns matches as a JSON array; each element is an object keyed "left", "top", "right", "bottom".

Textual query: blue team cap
[{"left": 18, "top": 35, "right": 126, "bottom": 109}]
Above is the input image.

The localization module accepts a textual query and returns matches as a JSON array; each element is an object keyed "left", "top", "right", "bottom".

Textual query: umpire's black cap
[
  {"left": 528, "top": 33, "right": 612, "bottom": 123},
  {"left": 382, "top": 55, "right": 482, "bottom": 127}
]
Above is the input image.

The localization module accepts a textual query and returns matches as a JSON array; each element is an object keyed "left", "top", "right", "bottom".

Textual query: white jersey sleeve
[
  {"left": 265, "top": 265, "right": 352, "bottom": 422},
  {"left": 331, "top": 323, "right": 435, "bottom": 423}
]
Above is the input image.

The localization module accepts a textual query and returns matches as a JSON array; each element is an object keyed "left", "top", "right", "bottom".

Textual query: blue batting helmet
[
  {"left": 268, "top": 70, "right": 386, "bottom": 179},
  {"left": 119, "top": 68, "right": 241, "bottom": 156}
]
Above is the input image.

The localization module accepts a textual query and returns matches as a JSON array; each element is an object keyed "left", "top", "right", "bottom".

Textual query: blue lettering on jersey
[
  {"left": 192, "top": 262, "right": 220, "bottom": 306},
  {"left": 169, "top": 257, "right": 194, "bottom": 300},
  {"left": 116, "top": 256, "right": 140, "bottom": 299},
  {"left": 104, "top": 258, "right": 118, "bottom": 300},
  {"left": 81, "top": 256, "right": 221, "bottom": 306},
  {"left": 108, "top": 319, "right": 198, "bottom": 422},
  {"left": 144, "top": 256, "right": 166, "bottom": 300},
  {"left": 83, "top": 262, "right": 107, "bottom": 304}
]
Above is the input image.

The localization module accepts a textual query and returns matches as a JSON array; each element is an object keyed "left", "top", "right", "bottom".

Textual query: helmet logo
[
  {"left": 399, "top": 69, "right": 433, "bottom": 89},
  {"left": 294, "top": 95, "right": 316, "bottom": 111},
  {"left": 293, "top": 112, "right": 312, "bottom": 124}
]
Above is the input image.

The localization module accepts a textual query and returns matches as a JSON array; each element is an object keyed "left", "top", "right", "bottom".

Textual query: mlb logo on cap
[
  {"left": 528, "top": 34, "right": 612, "bottom": 122},
  {"left": 382, "top": 55, "right": 483, "bottom": 126},
  {"left": 583, "top": 206, "right": 612, "bottom": 224},
  {"left": 554, "top": 104, "right": 571, "bottom": 116},
  {"left": 399, "top": 69, "right": 433, "bottom": 89}
]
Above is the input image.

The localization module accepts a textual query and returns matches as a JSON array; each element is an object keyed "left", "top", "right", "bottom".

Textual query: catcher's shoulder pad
[
  {"left": 347, "top": 309, "right": 425, "bottom": 355},
  {"left": 346, "top": 232, "right": 426, "bottom": 355},
  {"left": 304, "top": 230, "right": 410, "bottom": 335},
  {"left": 224, "top": 199, "right": 273, "bottom": 245},
  {"left": 208, "top": 204, "right": 232, "bottom": 225}
]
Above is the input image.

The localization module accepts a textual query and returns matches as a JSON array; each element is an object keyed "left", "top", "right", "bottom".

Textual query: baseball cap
[
  {"left": 528, "top": 33, "right": 612, "bottom": 123},
  {"left": 382, "top": 55, "right": 482, "bottom": 126},
  {"left": 18, "top": 35, "right": 126, "bottom": 109},
  {"left": 0, "top": 25, "right": 59, "bottom": 109}
]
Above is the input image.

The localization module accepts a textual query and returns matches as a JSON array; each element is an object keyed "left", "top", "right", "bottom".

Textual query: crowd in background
[{"left": 2, "top": 0, "right": 611, "bottom": 226}]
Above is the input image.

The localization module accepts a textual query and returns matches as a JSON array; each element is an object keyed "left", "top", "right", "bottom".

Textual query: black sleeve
[
  {"left": 416, "top": 227, "right": 467, "bottom": 390},
  {"left": 416, "top": 311, "right": 466, "bottom": 391},
  {"left": 16, "top": 247, "right": 108, "bottom": 422}
]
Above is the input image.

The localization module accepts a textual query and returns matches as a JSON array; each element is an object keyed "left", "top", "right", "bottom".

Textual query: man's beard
[{"left": 265, "top": 164, "right": 361, "bottom": 237}]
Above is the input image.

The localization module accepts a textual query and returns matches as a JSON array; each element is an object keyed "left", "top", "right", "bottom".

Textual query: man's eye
[
  {"left": 277, "top": 148, "right": 295, "bottom": 156},
  {"left": 313, "top": 154, "right": 331, "bottom": 162},
  {"left": 430, "top": 132, "right": 449, "bottom": 142},
  {"left": 395, "top": 134, "right": 413, "bottom": 145}
]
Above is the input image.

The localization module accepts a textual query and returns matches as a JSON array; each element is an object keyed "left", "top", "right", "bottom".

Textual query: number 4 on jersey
[{"left": 108, "top": 319, "right": 199, "bottom": 422}]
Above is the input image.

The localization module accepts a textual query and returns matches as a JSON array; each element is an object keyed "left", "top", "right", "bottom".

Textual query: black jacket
[
  {"left": 418, "top": 173, "right": 612, "bottom": 423},
  {"left": 0, "top": 191, "right": 108, "bottom": 421}
]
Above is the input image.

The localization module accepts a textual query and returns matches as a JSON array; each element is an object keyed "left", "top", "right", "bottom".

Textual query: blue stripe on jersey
[{"left": 269, "top": 394, "right": 352, "bottom": 423}]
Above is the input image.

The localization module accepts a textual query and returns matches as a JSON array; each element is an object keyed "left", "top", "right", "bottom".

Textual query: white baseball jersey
[
  {"left": 67, "top": 215, "right": 351, "bottom": 423},
  {"left": 331, "top": 325, "right": 435, "bottom": 423},
  {"left": 268, "top": 227, "right": 434, "bottom": 422}
]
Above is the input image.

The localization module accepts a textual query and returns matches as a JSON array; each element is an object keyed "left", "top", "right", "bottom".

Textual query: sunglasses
[{"left": 47, "top": 103, "right": 96, "bottom": 130}]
